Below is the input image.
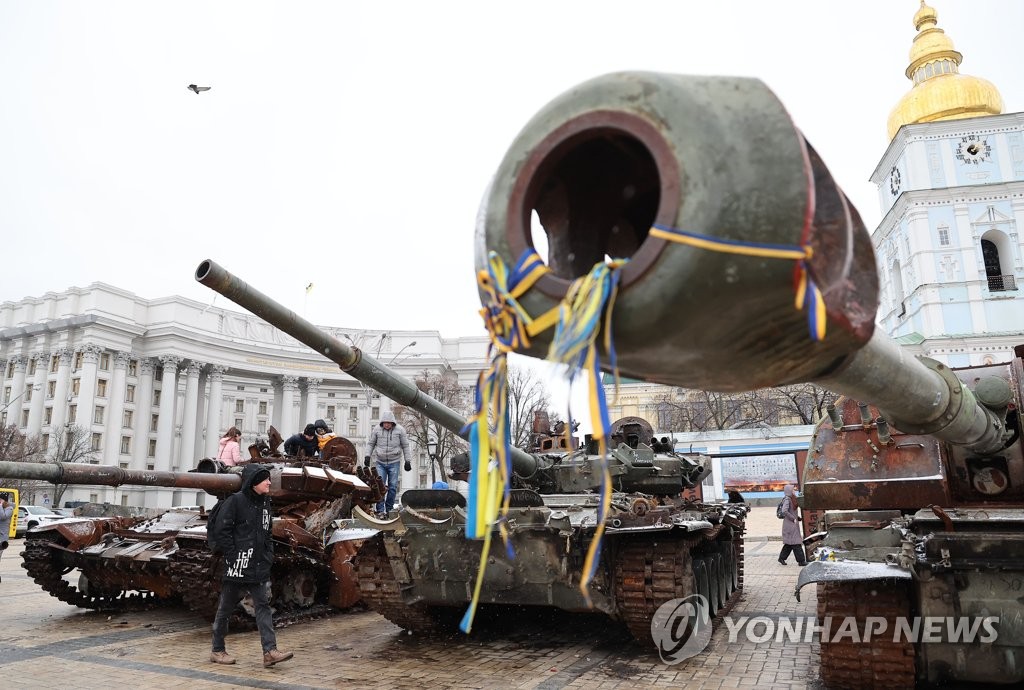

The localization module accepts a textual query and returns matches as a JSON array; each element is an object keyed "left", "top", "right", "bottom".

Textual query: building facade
[{"left": 0, "top": 282, "right": 487, "bottom": 508}]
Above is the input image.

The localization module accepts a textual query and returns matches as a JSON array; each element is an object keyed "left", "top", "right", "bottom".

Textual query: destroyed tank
[
  {"left": 0, "top": 431, "right": 385, "bottom": 628},
  {"left": 196, "top": 259, "right": 749, "bottom": 645}
]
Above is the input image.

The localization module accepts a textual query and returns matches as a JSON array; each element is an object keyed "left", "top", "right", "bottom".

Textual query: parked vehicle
[{"left": 16, "top": 505, "right": 63, "bottom": 537}]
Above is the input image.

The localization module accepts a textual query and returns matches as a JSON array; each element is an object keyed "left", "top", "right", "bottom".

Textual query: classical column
[
  {"left": 178, "top": 360, "right": 203, "bottom": 468},
  {"left": 303, "top": 378, "right": 322, "bottom": 425},
  {"left": 49, "top": 348, "right": 73, "bottom": 433},
  {"left": 155, "top": 355, "right": 180, "bottom": 472},
  {"left": 7, "top": 355, "right": 28, "bottom": 426},
  {"left": 75, "top": 345, "right": 102, "bottom": 436},
  {"left": 204, "top": 365, "right": 227, "bottom": 457},
  {"left": 271, "top": 379, "right": 283, "bottom": 431},
  {"left": 26, "top": 351, "right": 49, "bottom": 432},
  {"left": 102, "top": 352, "right": 130, "bottom": 466},
  {"left": 131, "top": 358, "right": 155, "bottom": 470},
  {"left": 280, "top": 375, "right": 298, "bottom": 435}
]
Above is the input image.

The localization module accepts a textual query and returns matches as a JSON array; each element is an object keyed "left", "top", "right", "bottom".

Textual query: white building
[
  {"left": 0, "top": 282, "right": 487, "bottom": 508},
  {"left": 873, "top": 2, "right": 1023, "bottom": 365}
]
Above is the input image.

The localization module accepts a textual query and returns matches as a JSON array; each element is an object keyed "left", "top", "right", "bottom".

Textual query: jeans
[
  {"left": 375, "top": 460, "right": 400, "bottom": 514},
  {"left": 778, "top": 543, "right": 807, "bottom": 565},
  {"left": 212, "top": 580, "right": 277, "bottom": 654}
]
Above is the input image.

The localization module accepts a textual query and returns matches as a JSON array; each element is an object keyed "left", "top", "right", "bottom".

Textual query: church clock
[
  {"left": 955, "top": 134, "right": 992, "bottom": 165},
  {"left": 889, "top": 167, "right": 901, "bottom": 196}
]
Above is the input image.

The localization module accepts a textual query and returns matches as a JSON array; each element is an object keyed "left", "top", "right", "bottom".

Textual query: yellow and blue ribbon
[
  {"left": 547, "top": 259, "right": 627, "bottom": 604},
  {"left": 648, "top": 223, "right": 826, "bottom": 341}
]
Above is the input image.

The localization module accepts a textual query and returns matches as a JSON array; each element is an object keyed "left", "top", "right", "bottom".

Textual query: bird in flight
[{"left": 187, "top": 84, "right": 211, "bottom": 94}]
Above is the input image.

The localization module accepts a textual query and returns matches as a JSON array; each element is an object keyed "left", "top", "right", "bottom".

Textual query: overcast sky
[{"left": 2, "top": 1, "right": 1021, "bottom": 334}]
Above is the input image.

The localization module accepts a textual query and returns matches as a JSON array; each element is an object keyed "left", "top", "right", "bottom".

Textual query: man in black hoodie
[{"left": 210, "top": 464, "right": 294, "bottom": 668}]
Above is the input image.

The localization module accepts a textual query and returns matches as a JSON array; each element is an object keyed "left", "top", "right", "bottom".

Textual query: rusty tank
[
  {"left": 0, "top": 430, "right": 385, "bottom": 628},
  {"left": 196, "top": 259, "right": 749, "bottom": 646}
]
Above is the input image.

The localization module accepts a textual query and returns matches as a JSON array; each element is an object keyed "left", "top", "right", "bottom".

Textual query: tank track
[
  {"left": 613, "top": 524, "right": 744, "bottom": 645},
  {"left": 21, "top": 532, "right": 168, "bottom": 611},
  {"left": 167, "top": 541, "right": 339, "bottom": 630},
  {"left": 817, "top": 580, "right": 916, "bottom": 689},
  {"left": 354, "top": 535, "right": 457, "bottom": 632}
]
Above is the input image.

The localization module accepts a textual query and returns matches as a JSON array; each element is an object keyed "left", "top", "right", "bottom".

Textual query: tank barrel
[
  {"left": 195, "top": 259, "right": 540, "bottom": 476},
  {"left": 0, "top": 461, "right": 242, "bottom": 492}
]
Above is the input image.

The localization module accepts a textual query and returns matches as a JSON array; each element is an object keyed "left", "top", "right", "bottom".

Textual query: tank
[
  {"left": 195, "top": 259, "right": 749, "bottom": 645},
  {"left": 0, "top": 430, "right": 386, "bottom": 628}
]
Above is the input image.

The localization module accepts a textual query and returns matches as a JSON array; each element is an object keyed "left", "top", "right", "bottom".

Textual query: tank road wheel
[
  {"left": 613, "top": 536, "right": 695, "bottom": 645},
  {"left": 354, "top": 535, "right": 458, "bottom": 633},
  {"left": 693, "top": 557, "right": 711, "bottom": 611},
  {"left": 817, "top": 580, "right": 916, "bottom": 689},
  {"left": 705, "top": 553, "right": 724, "bottom": 614}
]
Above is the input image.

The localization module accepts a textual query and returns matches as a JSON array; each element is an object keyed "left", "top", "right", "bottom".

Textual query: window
[
  {"left": 237, "top": 385, "right": 245, "bottom": 391},
  {"left": 3, "top": 387, "right": 9, "bottom": 403},
  {"left": 350, "top": 393, "right": 357, "bottom": 399},
  {"left": 28, "top": 358, "right": 36, "bottom": 375},
  {"left": 41, "top": 434, "right": 49, "bottom": 451},
  {"left": 120, "top": 436, "right": 131, "bottom": 454},
  {"left": 89, "top": 493, "right": 98, "bottom": 503},
  {"left": 235, "top": 418, "right": 243, "bottom": 429},
  {"left": 938, "top": 226, "right": 950, "bottom": 246},
  {"left": 121, "top": 494, "right": 129, "bottom": 506},
  {"left": 21, "top": 409, "right": 29, "bottom": 427},
  {"left": 235, "top": 399, "right": 244, "bottom": 413},
  {"left": 65, "top": 430, "right": 74, "bottom": 446},
  {"left": 91, "top": 433, "right": 102, "bottom": 451},
  {"left": 50, "top": 355, "right": 59, "bottom": 372},
  {"left": 6, "top": 361, "right": 13, "bottom": 377},
  {"left": 44, "top": 407, "right": 52, "bottom": 425},
  {"left": 68, "top": 404, "right": 77, "bottom": 423},
  {"left": 123, "top": 410, "right": 133, "bottom": 428},
  {"left": 74, "top": 352, "right": 83, "bottom": 370},
  {"left": 153, "top": 389, "right": 161, "bottom": 405},
  {"left": 99, "top": 353, "right": 110, "bottom": 371},
  {"left": 148, "top": 439, "right": 157, "bottom": 457},
  {"left": 260, "top": 387, "right": 268, "bottom": 393},
  {"left": 125, "top": 384, "right": 135, "bottom": 403},
  {"left": 371, "top": 406, "right": 379, "bottom": 420},
  {"left": 128, "top": 359, "right": 137, "bottom": 376},
  {"left": 94, "top": 406, "right": 104, "bottom": 424},
  {"left": 0, "top": 411, "right": 5, "bottom": 426},
  {"left": 349, "top": 407, "right": 358, "bottom": 421},
  {"left": 258, "top": 420, "right": 266, "bottom": 434},
  {"left": 25, "top": 386, "right": 33, "bottom": 403},
  {"left": 47, "top": 380, "right": 56, "bottom": 398},
  {"left": 349, "top": 424, "right": 357, "bottom": 435},
  {"left": 96, "top": 379, "right": 108, "bottom": 397},
  {"left": 258, "top": 401, "right": 267, "bottom": 415},
  {"left": 71, "top": 378, "right": 80, "bottom": 395},
  {"left": 151, "top": 414, "right": 159, "bottom": 432},
  {"left": 326, "top": 405, "right": 336, "bottom": 419},
  {"left": 327, "top": 392, "right": 335, "bottom": 398}
]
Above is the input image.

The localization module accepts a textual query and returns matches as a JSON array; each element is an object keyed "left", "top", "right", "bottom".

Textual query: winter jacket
[
  {"left": 215, "top": 464, "right": 274, "bottom": 583},
  {"left": 366, "top": 410, "right": 410, "bottom": 465},
  {"left": 217, "top": 437, "right": 242, "bottom": 466},
  {"left": 283, "top": 432, "right": 319, "bottom": 458},
  {"left": 781, "top": 494, "right": 803, "bottom": 545},
  {"left": 0, "top": 501, "right": 13, "bottom": 542}
]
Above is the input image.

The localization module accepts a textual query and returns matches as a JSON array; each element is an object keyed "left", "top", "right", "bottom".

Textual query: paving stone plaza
[{"left": 0, "top": 508, "right": 826, "bottom": 689}]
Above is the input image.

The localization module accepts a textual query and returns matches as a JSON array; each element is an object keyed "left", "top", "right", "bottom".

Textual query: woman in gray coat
[{"left": 778, "top": 484, "right": 807, "bottom": 566}]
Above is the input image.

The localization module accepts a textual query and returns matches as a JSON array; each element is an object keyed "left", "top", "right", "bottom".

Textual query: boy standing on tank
[{"left": 209, "top": 463, "right": 293, "bottom": 668}]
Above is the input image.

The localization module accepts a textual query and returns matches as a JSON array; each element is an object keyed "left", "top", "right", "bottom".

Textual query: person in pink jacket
[{"left": 217, "top": 427, "right": 243, "bottom": 466}]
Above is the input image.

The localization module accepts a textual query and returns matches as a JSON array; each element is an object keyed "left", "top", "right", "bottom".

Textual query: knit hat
[{"left": 303, "top": 423, "right": 316, "bottom": 436}]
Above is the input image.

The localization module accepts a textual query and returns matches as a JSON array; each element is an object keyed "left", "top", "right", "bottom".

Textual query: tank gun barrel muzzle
[
  {"left": 0, "top": 461, "right": 242, "bottom": 492},
  {"left": 195, "top": 259, "right": 541, "bottom": 476}
]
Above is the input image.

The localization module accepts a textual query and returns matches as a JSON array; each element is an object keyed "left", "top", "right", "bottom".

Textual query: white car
[{"left": 15, "top": 505, "right": 64, "bottom": 537}]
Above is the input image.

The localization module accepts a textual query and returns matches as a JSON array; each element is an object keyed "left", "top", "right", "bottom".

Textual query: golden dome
[{"left": 887, "top": 1, "right": 1003, "bottom": 140}]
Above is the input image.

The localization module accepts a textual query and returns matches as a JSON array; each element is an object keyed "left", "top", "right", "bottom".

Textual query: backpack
[
  {"left": 776, "top": 498, "right": 787, "bottom": 519},
  {"left": 205, "top": 498, "right": 230, "bottom": 553}
]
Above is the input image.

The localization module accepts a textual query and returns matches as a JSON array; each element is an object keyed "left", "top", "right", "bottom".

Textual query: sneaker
[
  {"left": 210, "top": 650, "right": 236, "bottom": 665},
  {"left": 263, "top": 649, "right": 294, "bottom": 668},
  {"left": 778, "top": 559, "right": 787, "bottom": 565}
]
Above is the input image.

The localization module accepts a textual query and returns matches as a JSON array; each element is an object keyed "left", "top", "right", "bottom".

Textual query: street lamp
[{"left": 426, "top": 437, "right": 438, "bottom": 485}]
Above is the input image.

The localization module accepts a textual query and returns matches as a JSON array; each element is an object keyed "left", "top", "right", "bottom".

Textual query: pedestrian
[
  {"left": 217, "top": 427, "right": 243, "bottom": 466},
  {"left": 312, "top": 419, "right": 336, "bottom": 450},
  {"left": 365, "top": 410, "right": 411, "bottom": 516},
  {"left": 283, "top": 423, "right": 319, "bottom": 458},
  {"left": 0, "top": 493, "right": 13, "bottom": 581},
  {"left": 778, "top": 484, "right": 807, "bottom": 566},
  {"left": 448, "top": 452, "right": 470, "bottom": 500},
  {"left": 209, "top": 463, "right": 293, "bottom": 668}
]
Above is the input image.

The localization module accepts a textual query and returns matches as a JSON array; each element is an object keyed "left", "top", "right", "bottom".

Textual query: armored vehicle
[
  {"left": 1, "top": 434, "right": 384, "bottom": 627},
  {"left": 196, "top": 259, "right": 748, "bottom": 645}
]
